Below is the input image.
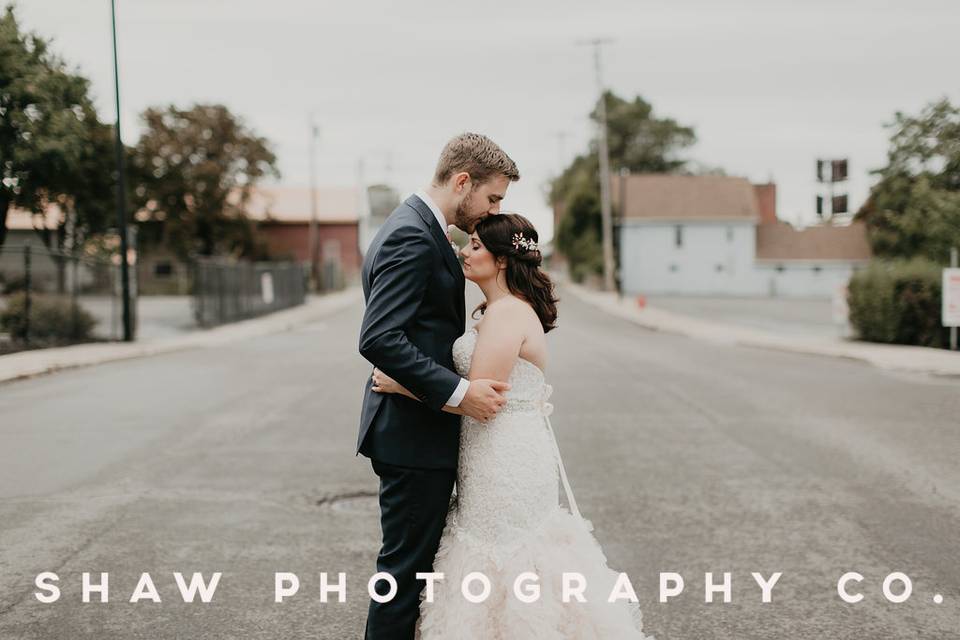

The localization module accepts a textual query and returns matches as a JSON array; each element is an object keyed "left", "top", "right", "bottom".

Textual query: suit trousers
[{"left": 364, "top": 458, "right": 456, "bottom": 640}]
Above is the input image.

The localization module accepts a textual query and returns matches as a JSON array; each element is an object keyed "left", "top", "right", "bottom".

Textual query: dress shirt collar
[{"left": 414, "top": 189, "right": 449, "bottom": 236}]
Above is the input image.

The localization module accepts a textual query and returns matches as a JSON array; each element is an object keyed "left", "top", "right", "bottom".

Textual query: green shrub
[
  {"left": 0, "top": 292, "right": 98, "bottom": 343},
  {"left": 847, "top": 258, "right": 948, "bottom": 348},
  {"left": 1, "top": 273, "right": 28, "bottom": 294}
]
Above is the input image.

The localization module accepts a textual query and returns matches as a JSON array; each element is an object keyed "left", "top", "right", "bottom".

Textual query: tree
[
  {"left": 856, "top": 98, "right": 960, "bottom": 262},
  {"left": 551, "top": 91, "right": 697, "bottom": 278},
  {"left": 129, "top": 103, "right": 279, "bottom": 260},
  {"left": 555, "top": 188, "right": 603, "bottom": 283},
  {"left": 0, "top": 5, "right": 114, "bottom": 249},
  {"left": 604, "top": 92, "right": 696, "bottom": 174}
]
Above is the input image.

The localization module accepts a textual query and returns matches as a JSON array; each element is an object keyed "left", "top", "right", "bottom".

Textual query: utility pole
[
  {"left": 357, "top": 156, "right": 368, "bottom": 261},
  {"left": 951, "top": 247, "right": 958, "bottom": 351},
  {"left": 110, "top": 0, "right": 132, "bottom": 341},
  {"left": 581, "top": 38, "right": 616, "bottom": 291},
  {"left": 308, "top": 116, "right": 320, "bottom": 291}
]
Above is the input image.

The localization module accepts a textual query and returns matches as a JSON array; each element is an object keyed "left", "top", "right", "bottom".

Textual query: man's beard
[{"left": 453, "top": 186, "right": 477, "bottom": 232}]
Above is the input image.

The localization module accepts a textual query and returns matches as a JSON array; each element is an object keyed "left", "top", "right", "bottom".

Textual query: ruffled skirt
[{"left": 416, "top": 504, "right": 654, "bottom": 640}]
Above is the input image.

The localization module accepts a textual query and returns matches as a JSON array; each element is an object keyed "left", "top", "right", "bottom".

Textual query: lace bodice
[
  {"left": 452, "top": 327, "right": 554, "bottom": 415},
  {"left": 448, "top": 327, "right": 564, "bottom": 552}
]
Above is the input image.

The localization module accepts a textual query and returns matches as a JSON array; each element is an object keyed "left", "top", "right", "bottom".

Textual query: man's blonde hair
[{"left": 433, "top": 132, "right": 520, "bottom": 186}]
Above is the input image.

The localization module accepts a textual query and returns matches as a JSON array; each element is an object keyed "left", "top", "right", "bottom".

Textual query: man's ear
[{"left": 454, "top": 172, "right": 471, "bottom": 192}]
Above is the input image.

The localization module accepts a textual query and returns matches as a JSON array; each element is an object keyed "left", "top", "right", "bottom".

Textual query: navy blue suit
[{"left": 357, "top": 194, "right": 466, "bottom": 639}]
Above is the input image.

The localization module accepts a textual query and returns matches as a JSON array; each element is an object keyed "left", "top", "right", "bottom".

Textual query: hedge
[
  {"left": 847, "top": 258, "right": 949, "bottom": 348},
  {"left": 0, "top": 292, "right": 98, "bottom": 344}
]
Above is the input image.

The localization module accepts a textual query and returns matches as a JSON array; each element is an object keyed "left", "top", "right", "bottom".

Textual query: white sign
[
  {"left": 943, "top": 268, "right": 960, "bottom": 327},
  {"left": 261, "top": 272, "right": 275, "bottom": 305}
]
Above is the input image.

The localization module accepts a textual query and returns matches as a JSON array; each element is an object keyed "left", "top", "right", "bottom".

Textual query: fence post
[
  {"left": 217, "top": 262, "right": 225, "bottom": 326},
  {"left": 71, "top": 254, "right": 79, "bottom": 339},
  {"left": 23, "top": 245, "right": 32, "bottom": 345}
]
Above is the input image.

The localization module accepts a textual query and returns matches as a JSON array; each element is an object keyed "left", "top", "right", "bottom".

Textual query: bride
[{"left": 371, "top": 213, "right": 653, "bottom": 639}]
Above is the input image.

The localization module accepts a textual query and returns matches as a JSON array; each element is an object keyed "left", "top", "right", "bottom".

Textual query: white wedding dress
[{"left": 416, "top": 327, "right": 654, "bottom": 639}]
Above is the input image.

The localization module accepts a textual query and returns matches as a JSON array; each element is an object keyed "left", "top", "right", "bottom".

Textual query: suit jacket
[{"left": 356, "top": 194, "right": 467, "bottom": 470}]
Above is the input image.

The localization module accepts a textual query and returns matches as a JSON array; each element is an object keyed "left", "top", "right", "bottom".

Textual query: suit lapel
[{"left": 407, "top": 195, "right": 464, "bottom": 283}]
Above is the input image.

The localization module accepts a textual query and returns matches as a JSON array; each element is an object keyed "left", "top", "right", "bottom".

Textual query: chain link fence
[
  {"left": 1, "top": 246, "right": 314, "bottom": 350},
  {"left": 191, "top": 256, "right": 307, "bottom": 328},
  {"left": 0, "top": 244, "right": 136, "bottom": 353}
]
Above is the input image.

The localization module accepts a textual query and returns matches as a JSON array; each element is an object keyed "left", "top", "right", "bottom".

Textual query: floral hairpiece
[{"left": 512, "top": 232, "right": 538, "bottom": 252}]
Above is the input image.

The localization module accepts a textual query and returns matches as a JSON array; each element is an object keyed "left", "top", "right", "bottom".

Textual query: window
[
  {"left": 775, "top": 264, "right": 785, "bottom": 273},
  {"left": 674, "top": 225, "right": 683, "bottom": 248},
  {"left": 715, "top": 264, "right": 724, "bottom": 272},
  {"left": 726, "top": 227, "right": 734, "bottom": 242},
  {"left": 812, "top": 265, "right": 822, "bottom": 274},
  {"left": 669, "top": 264, "right": 679, "bottom": 273},
  {"left": 154, "top": 262, "right": 173, "bottom": 277}
]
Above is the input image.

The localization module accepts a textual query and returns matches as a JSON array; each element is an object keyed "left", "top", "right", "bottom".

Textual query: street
[
  {"left": 644, "top": 295, "right": 844, "bottom": 340},
  {"left": 1, "top": 285, "right": 959, "bottom": 639}
]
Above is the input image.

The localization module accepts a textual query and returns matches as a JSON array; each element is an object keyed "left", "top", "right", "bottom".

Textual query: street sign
[{"left": 943, "top": 268, "right": 960, "bottom": 327}]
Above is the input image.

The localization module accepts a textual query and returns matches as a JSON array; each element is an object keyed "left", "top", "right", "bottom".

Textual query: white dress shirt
[{"left": 413, "top": 189, "right": 470, "bottom": 408}]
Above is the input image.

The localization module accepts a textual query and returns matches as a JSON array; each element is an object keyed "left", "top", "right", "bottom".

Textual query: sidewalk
[
  {"left": 564, "top": 283, "right": 960, "bottom": 378},
  {"left": 0, "top": 288, "right": 361, "bottom": 385}
]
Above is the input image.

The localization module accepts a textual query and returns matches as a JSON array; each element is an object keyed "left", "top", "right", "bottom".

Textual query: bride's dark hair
[{"left": 472, "top": 213, "right": 559, "bottom": 333}]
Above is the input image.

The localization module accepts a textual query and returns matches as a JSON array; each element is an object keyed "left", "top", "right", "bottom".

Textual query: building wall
[
  {"left": 138, "top": 246, "right": 190, "bottom": 295},
  {"left": 619, "top": 221, "right": 863, "bottom": 298},
  {"left": 620, "top": 221, "right": 759, "bottom": 295},
  {"left": 755, "top": 262, "right": 861, "bottom": 298},
  {"left": 259, "top": 222, "right": 361, "bottom": 280}
]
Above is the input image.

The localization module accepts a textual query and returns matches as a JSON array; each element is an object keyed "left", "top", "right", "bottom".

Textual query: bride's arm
[
  {"left": 372, "top": 301, "right": 526, "bottom": 415},
  {"left": 465, "top": 301, "right": 525, "bottom": 383}
]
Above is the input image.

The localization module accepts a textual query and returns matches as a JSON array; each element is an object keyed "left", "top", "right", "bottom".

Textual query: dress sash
[{"left": 540, "top": 384, "right": 583, "bottom": 522}]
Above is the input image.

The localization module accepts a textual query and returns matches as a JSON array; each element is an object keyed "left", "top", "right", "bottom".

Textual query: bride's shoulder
[
  {"left": 481, "top": 296, "right": 539, "bottom": 328},
  {"left": 485, "top": 295, "right": 530, "bottom": 314}
]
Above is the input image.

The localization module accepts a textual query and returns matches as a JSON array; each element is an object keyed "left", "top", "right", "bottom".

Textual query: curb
[
  {"left": 0, "top": 288, "right": 362, "bottom": 385},
  {"left": 563, "top": 282, "right": 960, "bottom": 378}
]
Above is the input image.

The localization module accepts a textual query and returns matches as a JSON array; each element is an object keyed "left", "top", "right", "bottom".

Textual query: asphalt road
[
  {"left": 1, "top": 284, "right": 958, "bottom": 639},
  {"left": 644, "top": 295, "right": 844, "bottom": 340}
]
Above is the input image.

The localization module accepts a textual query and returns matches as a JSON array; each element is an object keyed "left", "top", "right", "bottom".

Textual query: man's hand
[{"left": 459, "top": 379, "right": 510, "bottom": 422}]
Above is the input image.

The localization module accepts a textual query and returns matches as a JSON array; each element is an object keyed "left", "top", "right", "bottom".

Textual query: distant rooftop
[
  {"left": 3, "top": 185, "right": 363, "bottom": 232},
  {"left": 242, "top": 185, "right": 362, "bottom": 224},
  {"left": 756, "top": 221, "right": 872, "bottom": 261},
  {"left": 4, "top": 204, "right": 62, "bottom": 231},
  {"left": 612, "top": 174, "right": 760, "bottom": 221}
]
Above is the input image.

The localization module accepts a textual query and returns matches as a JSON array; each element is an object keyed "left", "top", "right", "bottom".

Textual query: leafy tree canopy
[
  {"left": 0, "top": 5, "right": 114, "bottom": 249},
  {"left": 129, "top": 103, "right": 279, "bottom": 260},
  {"left": 857, "top": 98, "right": 960, "bottom": 262}
]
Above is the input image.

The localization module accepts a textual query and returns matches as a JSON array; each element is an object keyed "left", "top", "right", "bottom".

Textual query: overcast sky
[{"left": 18, "top": 0, "right": 960, "bottom": 240}]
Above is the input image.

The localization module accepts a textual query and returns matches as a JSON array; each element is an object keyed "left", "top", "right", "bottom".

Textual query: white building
[{"left": 613, "top": 174, "right": 871, "bottom": 298}]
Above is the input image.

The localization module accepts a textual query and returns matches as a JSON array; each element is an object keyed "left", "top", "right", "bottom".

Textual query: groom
[{"left": 357, "top": 132, "right": 520, "bottom": 639}]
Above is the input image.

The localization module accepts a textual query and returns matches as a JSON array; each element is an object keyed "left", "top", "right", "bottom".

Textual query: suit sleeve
[{"left": 358, "top": 224, "right": 463, "bottom": 411}]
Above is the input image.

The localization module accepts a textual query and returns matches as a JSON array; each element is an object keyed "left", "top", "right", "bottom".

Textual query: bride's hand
[{"left": 371, "top": 367, "right": 401, "bottom": 394}]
